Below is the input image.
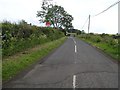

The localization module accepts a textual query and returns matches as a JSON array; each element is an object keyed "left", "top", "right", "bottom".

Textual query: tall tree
[{"left": 37, "top": 1, "right": 74, "bottom": 30}]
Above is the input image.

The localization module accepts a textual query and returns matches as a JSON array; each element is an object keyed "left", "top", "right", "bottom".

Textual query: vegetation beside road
[
  {"left": 3, "top": 37, "right": 67, "bottom": 82},
  {"left": 2, "top": 20, "right": 67, "bottom": 82},
  {"left": 2, "top": 20, "right": 65, "bottom": 58},
  {"left": 77, "top": 33, "right": 119, "bottom": 61}
]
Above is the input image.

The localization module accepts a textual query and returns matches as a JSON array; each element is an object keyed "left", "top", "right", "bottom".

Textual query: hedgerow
[{"left": 2, "top": 20, "right": 64, "bottom": 57}]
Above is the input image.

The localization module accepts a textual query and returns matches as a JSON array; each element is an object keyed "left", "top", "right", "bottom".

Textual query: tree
[
  {"left": 81, "top": 30, "right": 85, "bottom": 34},
  {"left": 62, "top": 13, "right": 73, "bottom": 30},
  {"left": 76, "top": 29, "right": 82, "bottom": 35},
  {"left": 37, "top": 1, "right": 73, "bottom": 30},
  {"left": 37, "top": 0, "right": 52, "bottom": 23}
]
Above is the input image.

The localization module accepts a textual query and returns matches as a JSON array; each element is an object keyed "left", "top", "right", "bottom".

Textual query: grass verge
[
  {"left": 2, "top": 37, "right": 67, "bottom": 82},
  {"left": 77, "top": 36, "right": 118, "bottom": 61}
]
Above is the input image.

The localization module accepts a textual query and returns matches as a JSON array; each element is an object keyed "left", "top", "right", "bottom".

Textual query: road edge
[
  {"left": 3, "top": 38, "right": 68, "bottom": 87},
  {"left": 76, "top": 37, "right": 118, "bottom": 64}
]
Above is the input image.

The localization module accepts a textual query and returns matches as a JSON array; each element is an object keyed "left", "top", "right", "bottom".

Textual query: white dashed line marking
[
  {"left": 73, "top": 39, "right": 76, "bottom": 44},
  {"left": 72, "top": 38, "right": 76, "bottom": 45},
  {"left": 73, "top": 75, "right": 76, "bottom": 89},
  {"left": 75, "top": 45, "right": 77, "bottom": 53}
]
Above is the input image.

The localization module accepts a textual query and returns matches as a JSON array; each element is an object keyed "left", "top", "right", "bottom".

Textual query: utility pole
[{"left": 88, "top": 15, "right": 90, "bottom": 34}]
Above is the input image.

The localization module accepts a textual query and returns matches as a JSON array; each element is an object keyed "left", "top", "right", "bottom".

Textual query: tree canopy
[{"left": 37, "top": 1, "right": 74, "bottom": 30}]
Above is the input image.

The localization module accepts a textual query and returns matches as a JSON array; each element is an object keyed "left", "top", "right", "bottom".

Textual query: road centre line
[
  {"left": 73, "top": 75, "right": 76, "bottom": 89},
  {"left": 73, "top": 39, "right": 76, "bottom": 44},
  {"left": 75, "top": 45, "right": 77, "bottom": 53},
  {"left": 72, "top": 38, "right": 76, "bottom": 44}
]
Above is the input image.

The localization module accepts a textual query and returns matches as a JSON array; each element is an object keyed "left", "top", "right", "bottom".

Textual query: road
[{"left": 3, "top": 36, "right": 118, "bottom": 88}]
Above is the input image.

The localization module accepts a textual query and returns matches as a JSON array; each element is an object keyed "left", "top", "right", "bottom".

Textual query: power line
[
  {"left": 81, "top": 16, "right": 89, "bottom": 29},
  {"left": 80, "top": 0, "right": 119, "bottom": 33},
  {"left": 92, "top": 0, "right": 120, "bottom": 17}
]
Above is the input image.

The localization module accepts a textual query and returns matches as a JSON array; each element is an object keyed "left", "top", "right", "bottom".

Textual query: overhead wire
[
  {"left": 92, "top": 0, "right": 120, "bottom": 17},
  {"left": 81, "top": 16, "right": 89, "bottom": 29},
  {"left": 81, "top": 0, "right": 119, "bottom": 32}
]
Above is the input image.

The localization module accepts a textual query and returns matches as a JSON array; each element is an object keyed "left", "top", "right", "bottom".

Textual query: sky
[{"left": 0, "top": 0, "right": 118, "bottom": 34}]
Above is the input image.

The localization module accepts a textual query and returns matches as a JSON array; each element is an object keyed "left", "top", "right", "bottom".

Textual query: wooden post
[{"left": 88, "top": 15, "right": 90, "bottom": 34}]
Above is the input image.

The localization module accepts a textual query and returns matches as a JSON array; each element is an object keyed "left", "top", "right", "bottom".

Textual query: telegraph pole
[{"left": 88, "top": 15, "right": 90, "bottom": 34}]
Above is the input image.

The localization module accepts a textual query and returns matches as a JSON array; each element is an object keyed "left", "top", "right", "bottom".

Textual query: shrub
[{"left": 2, "top": 20, "right": 65, "bottom": 57}]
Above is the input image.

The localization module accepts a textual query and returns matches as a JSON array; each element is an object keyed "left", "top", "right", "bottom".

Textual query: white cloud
[{"left": 0, "top": 0, "right": 118, "bottom": 34}]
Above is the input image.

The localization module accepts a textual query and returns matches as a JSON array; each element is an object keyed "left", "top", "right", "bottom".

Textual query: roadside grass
[
  {"left": 2, "top": 37, "right": 67, "bottom": 82},
  {"left": 0, "top": 48, "right": 2, "bottom": 85},
  {"left": 118, "top": 39, "right": 120, "bottom": 60},
  {"left": 77, "top": 35, "right": 119, "bottom": 61},
  {"left": 93, "top": 43, "right": 118, "bottom": 59}
]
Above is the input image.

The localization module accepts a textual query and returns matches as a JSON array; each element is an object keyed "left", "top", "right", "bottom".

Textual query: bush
[
  {"left": 2, "top": 20, "right": 64, "bottom": 57},
  {"left": 94, "top": 36, "right": 101, "bottom": 43}
]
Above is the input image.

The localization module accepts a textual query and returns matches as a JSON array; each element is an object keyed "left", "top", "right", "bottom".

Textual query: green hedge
[{"left": 2, "top": 20, "right": 64, "bottom": 57}]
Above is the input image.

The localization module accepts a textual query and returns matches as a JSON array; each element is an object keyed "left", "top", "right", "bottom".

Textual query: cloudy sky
[{"left": 0, "top": 0, "right": 118, "bottom": 34}]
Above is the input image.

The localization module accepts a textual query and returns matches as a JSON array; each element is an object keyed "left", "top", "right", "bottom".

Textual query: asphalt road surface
[{"left": 3, "top": 36, "right": 118, "bottom": 88}]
